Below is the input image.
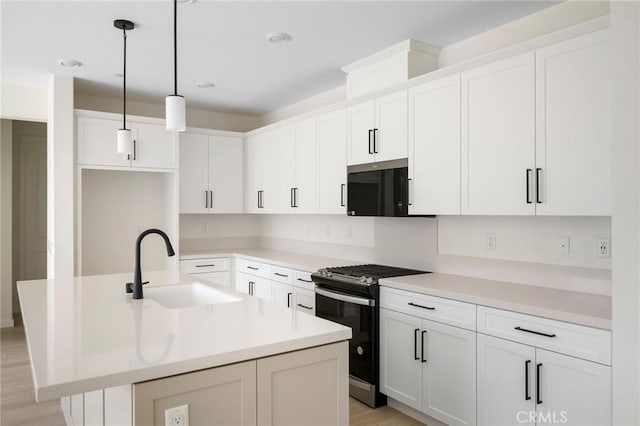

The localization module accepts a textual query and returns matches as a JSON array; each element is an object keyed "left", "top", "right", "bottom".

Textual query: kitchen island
[{"left": 17, "top": 270, "right": 351, "bottom": 426}]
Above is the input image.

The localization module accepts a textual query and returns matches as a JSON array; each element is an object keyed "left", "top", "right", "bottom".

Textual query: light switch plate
[
  {"left": 165, "top": 404, "right": 189, "bottom": 426},
  {"left": 558, "top": 235, "right": 570, "bottom": 255}
]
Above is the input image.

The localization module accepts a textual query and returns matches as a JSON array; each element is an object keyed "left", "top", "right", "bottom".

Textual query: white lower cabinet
[
  {"left": 180, "top": 258, "right": 231, "bottom": 288},
  {"left": 236, "top": 272, "right": 272, "bottom": 301},
  {"left": 380, "top": 308, "right": 476, "bottom": 426},
  {"left": 477, "top": 334, "right": 611, "bottom": 426}
]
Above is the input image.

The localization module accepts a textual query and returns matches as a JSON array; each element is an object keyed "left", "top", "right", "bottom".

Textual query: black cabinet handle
[
  {"left": 525, "top": 360, "right": 531, "bottom": 401},
  {"left": 205, "top": 190, "right": 209, "bottom": 208},
  {"left": 297, "top": 303, "right": 313, "bottom": 310},
  {"left": 368, "top": 129, "right": 373, "bottom": 154},
  {"left": 247, "top": 266, "right": 259, "bottom": 271},
  {"left": 340, "top": 184, "right": 346, "bottom": 207},
  {"left": 514, "top": 326, "right": 556, "bottom": 338},
  {"left": 257, "top": 190, "right": 260, "bottom": 208},
  {"left": 413, "top": 328, "right": 420, "bottom": 361},
  {"left": 421, "top": 330, "right": 427, "bottom": 363},
  {"left": 290, "top": 187, "right": 295, "bottom": 208},
  {"left": 287, "top": 292, "right": 292, "bottom": 308},
  {"left": 526, "top": 169, "right": 532, "bottom": 204},
  {"left": 195, "top": 264, "right": 215, "bottom": 268},
  {"left": 373, "top": 128, "right": 379, "bottom": 153},
  {"left": 248, "top": 281, "right": 254, "bottom": 295},
  {"left": 133, "top": 140, "right": 137, "bottom": 161},
  {"left": 536, "top": 363, "right": 542, "bottom": 404},
  {"left": 274, "top": 273, "right": 289, "bottom": 278},
  {"left": 408, "top": 302, "right": 435, "bottom": 310},
  {"left": 408, "top": 178, "right": 412, "bottom": 206},
  {"left": 297, "top": 278, "right": 313, "bottom": 283},
  {"left": 294, "top": 188, "right": 298, "bottom": 208},
  {"left": 536, "top": 168, "right": 542, "bottom": 204},
  {"left": 209, "top": 190, "right": 213, "bottom": 208}
]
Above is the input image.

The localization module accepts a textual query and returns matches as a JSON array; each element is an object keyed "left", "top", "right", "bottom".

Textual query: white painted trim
[
  {"left": 1, "top": 318, "right": 15, "bottom": 328},
  {"left": 387, "top": 397, "right": 446, "bottom": 426},
  {"left": 341, "top": 39, "right": 440, "bottom": 73}
]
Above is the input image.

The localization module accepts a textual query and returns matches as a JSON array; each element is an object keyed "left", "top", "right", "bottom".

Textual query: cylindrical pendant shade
[
  {"left": 117, "top": 128, "right": 133, "bottom": 154},
  {"left": 166, "top": 95, "right": 186, "bottom": 132}
]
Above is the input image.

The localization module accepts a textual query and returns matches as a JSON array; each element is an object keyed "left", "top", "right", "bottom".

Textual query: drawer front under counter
[
  {"left": 380, "top": 287, "right": 476, "bottom": 331},
  {"left": 293, "top": 270, "right": 315, "bottom": 292},
  {"left": 271, "top": 266, "right": 294, "bottom": 284},
  {"left": 180, "top": 258, "right": 230, "bottom": 274},
  {"left": 236, "top": 258, "right": 272, "bottom": 279},
  {"left": 477, "top": 306, "right": 611, "bottom": 365}
]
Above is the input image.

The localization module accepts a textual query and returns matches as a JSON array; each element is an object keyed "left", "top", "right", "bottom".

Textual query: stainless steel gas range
[{"left": 312, "top": 264, "right": 429, "bottom": 408}]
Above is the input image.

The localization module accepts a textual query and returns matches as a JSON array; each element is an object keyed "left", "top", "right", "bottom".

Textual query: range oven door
[{"left": 315, "top": 287, "right": 376, "bottom": 385}]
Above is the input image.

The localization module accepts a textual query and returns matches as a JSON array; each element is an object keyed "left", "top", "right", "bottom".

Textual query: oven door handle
[{"left": 315, "top": 287, "right": 375, "bottom": 307}]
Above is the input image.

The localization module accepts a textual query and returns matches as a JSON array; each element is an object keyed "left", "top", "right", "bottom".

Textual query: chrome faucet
[{"left": 126, "top": 228, "right": 175, "bottom": 299}]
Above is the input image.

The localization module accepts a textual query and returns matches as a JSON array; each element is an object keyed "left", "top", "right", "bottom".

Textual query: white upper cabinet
[
  {"left": 277, "top": 125, "right": 297, "bottom": 212},
  {"left": 244, "top": 133, "right": 262, "bottom": 213},
  {"left": 294, "top": 118, "right": 318, "bottom": 213},
  {"left": 317, "top": 108, "right": 347, "bottom": 214},
  {"left": 347, "top": 90, "right": 408, "bottom": 165},
  {"left": 180, "top": 132, "right": 243, "bottom": 214},
  {"left": 408, "top": 74, "right": 461, "bottom": 215},
  {"left": 535, "top": 30, "right": 611, "bottom": 216},
  {"left": 260, "top": 129, "right": 280, "bottom": 213},
  {"left": 461, "top": 52, "right": 536, "bottom": 215},
  {"left": 77, "top": 116, "right": 131, "bottom": 167},
  {"left": 77, "top": 115, "right": 177, "bottom": 169}
]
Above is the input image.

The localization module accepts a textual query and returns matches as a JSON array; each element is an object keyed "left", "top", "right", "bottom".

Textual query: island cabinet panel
[
  {"left": 257, "top": 342, "right": 349, "bottom": 426},
  {"left": 134, "top": 360, "right": 257, "bottom": 426}
]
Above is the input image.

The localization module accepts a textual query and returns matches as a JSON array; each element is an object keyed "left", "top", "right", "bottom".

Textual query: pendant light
[
  {"left": 166, "top": 0, "right": 186, "bottom": 132},
  {"left": 114, "top": 19, "right": 135, "bottom": 154}
]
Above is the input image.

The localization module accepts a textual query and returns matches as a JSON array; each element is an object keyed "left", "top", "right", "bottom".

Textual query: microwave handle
[
  {"left": 316, "top": 287, "right": 375, "bottom": 306},
  {"left": 408, "top": 178, "right": 412, "bottom": 206},
  {"left": 341, "top": 183, "right": 346, "bottom": 207}
]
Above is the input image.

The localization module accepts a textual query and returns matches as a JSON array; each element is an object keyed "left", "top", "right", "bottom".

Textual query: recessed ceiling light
[
  {"left": 196, "top": 81, "right": 215, "bottom": 88},
  {"left": 265, "top": 32, "right": 292, "bottom": 44},
  {"left": 57, "top": 58, "right": 82, "bottom": 68}
]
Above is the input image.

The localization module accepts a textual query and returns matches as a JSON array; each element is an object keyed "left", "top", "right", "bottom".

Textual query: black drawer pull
[
  {"left": 536, "top": 363, "right": 543, "bottom": 404},
  {"left": 408, "top": 302, "right": 435, "bottom": 310},
  {"left": 297, "top": 278, "right": 313, "bottom": 283},
  {"left": 421, "top": 330, "right": 427, "bottom": 363},
  {"left": 195, "top": 264, "right": 215, "bottom": 268},
  {"left": 515, "top": 326, "right": 556, "bottom": 338},
  {"left": 413, "top": 328, "right": 420, "bottom": 361},
  {"left": 287, "top": 292, "right": 292, "bottom": 308},
  {"left": 525, "top": 360, "right": 531, "bottom": 401},
  {"left": 297, "top": 303, "right": 313, "bottom": 310},
  {"left": 274, "top": 273, "right": 289, "bottom": 278},
  {"left": 247, "top": 266, "right": 259, "bottom": 271},
  {"left": 526, "top": 169, "right": 532, "bottom": 204}
]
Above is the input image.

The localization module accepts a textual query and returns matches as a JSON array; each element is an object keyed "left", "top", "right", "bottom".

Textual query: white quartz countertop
[
  {"left": 180, "top": 248, "right": 356, "bottom": 272},
  {"left": 17, "top": 270, "right": 351, "bottom": 402},
  {"left": 380, "top": 273, "right": 611, "bottom": 330}
]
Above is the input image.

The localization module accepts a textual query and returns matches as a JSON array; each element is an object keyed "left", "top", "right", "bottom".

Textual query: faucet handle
[{"left": 125, "top": 282, "right": 133, "bottom": 293}]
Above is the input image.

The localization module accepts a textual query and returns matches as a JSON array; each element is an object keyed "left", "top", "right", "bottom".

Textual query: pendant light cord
[
  {"left": 123, "top": 29, "right": 127, "bottom": 128},
  {"left": 173, "top": 0, "right": 178, "bottom": 96}
]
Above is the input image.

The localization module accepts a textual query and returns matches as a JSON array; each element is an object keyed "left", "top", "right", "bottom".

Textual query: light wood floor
[{"left": 1, "top": 324, "right": 422, "bottom": 425}]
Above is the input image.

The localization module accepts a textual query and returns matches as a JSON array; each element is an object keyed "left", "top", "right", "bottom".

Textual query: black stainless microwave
[{"left": 347, "top": 159, "right": 409, "bottom": 217}]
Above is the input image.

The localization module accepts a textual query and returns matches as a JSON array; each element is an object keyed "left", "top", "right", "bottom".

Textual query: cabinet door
[
  {"left": 461, "top": 52, "right": 535, "bottom": 215},
  {"left": 77, "top": 116, "right": 131, "bottom": 167},
  {"left": 293, "top": 288, "right": 315, "bottom": 315},
  {"left": 408, "top": 75, "right": 461, "bottom": 215},
  {"left": 317, "top": 109, "right": 347, "bottom": 214},
  {"left": 134, "top": 360, "right": 257, "bottom": 426},
  {"left": 261, "top": 129, "right": 279, "bottom": 213},
  {"left": 374, "top": 90, "right": 408, "bottom": 162},
  {"left": 422, "top": 319, "right": 475, "bottom": 426},
  {"left": 244, "top": 134, "right": 262, "bottom": 213},
  {"left": 193, "top": 272, "right": 231, "bottom": 288},
  {"left": 272, "top": 282, "right": 294, "bottom": 308},
  {"left": 379, "top": 308, "right": 423, "bottom": 411},
  {"left": 347, "top": 100, "right": 375, "bottom": 165},
  {"left": 295, "top": 118, "right": 318, "bottom": 213},
  {"left": 257, "top": 341, "right": 348, "bottom": 426},
  {"left": 277, "top": 125, "right": 297, "bottom": 212},
  {"left": 209, "top": 135, "right": 243, "bottom": 213},
  {"left": 535, "top": 30, "right": 611, "bottom": 216},
  {"left": 132, "top": 122, "right": 177, "bottom": 169},
  {"left": 235, "top": 271, "right": 253, "bottom": 295},
  {"left": 477, "top": 334, "right": 536, "bottom": 426},
  {"left": 535, "top": 349, "right": 611, "bottom": 426},
  {"left": 179, "top": 132, "right": 209, "bottom": 213}
]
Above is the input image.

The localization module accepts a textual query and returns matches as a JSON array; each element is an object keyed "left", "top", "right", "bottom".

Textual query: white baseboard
[
  {"left": 1, "top": 318, "right": 15, "bottom": 328},
  {"left": 387, "top": 398, "right": 446, "bottom": 426}
]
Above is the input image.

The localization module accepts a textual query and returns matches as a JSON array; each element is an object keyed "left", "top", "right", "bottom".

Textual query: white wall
[
  {"left": 0, "top": 83, "right": 48, "bottom": 122},
  {"left": 0, "top": 120, "right": 14, "bottom": 327},
  {"left": 611, "top": 1, "right": 640, "bottom": 424},
  {"left": 47, "top": 75, "right": 75, "bottom": 279},
  {"left": 74, "top": 94, "right": 262, "bottom": 133},
  {"left": 259, "top": 86, "right": 346, "bottom": 126},
  {"left": 179, "top": 214, "right": 261, "bottom": 252}
]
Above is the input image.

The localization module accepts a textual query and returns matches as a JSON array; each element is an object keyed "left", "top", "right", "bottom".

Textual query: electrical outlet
[
  {"left": 558, "top": 235, "right": 570, "bottom": 255},
  {"left": 486, "top": 233, "right": 496, "bottom": 251},
  {"left": 165, "top": 404, "right": 189, "bottom": 426},
  {"left": 597, "top": 238, "right": 611, "bottom": 258}
]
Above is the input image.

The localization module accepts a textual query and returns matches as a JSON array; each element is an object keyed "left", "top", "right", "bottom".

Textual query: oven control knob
[
  {"left": 357, "top": 346, "right": 364, "bottom": 356},
  {"left": 358, "top": 276, "right": 366, "bottom": 284},
  {"left": 366, "top": 277, "right": 373, "bottom": 284}
]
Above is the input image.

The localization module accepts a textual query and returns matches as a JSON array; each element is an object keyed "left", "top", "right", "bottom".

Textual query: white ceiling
[{"left": 1, "top": 1, "right": 558, "bottom": 115}]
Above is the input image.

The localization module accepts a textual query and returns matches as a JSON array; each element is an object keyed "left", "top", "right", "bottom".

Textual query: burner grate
[{"left": 326, "top": 264, "right": 427, "bottom": 279}]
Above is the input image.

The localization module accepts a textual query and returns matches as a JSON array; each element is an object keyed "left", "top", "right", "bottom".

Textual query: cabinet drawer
[
  {"left": 477, "top": 306, "right": 611, "bottom": 365},
  {"left": 236, "top": 258, "right": 272, "bottom": 278},
  {"left": 180, "top": 258, "right": 230, "bottom": 274},
  {"left": 380, "top": 287, "right": 476, "bottom": 331},
  {"left": 294, "top": 289, "right": 315, "bottom": 315},
  {"left": 271, "top": 266, "right": 293, "bottom": 284},
  {"left": 293, "top": 270, "right": 315, "bottom": 292}
]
